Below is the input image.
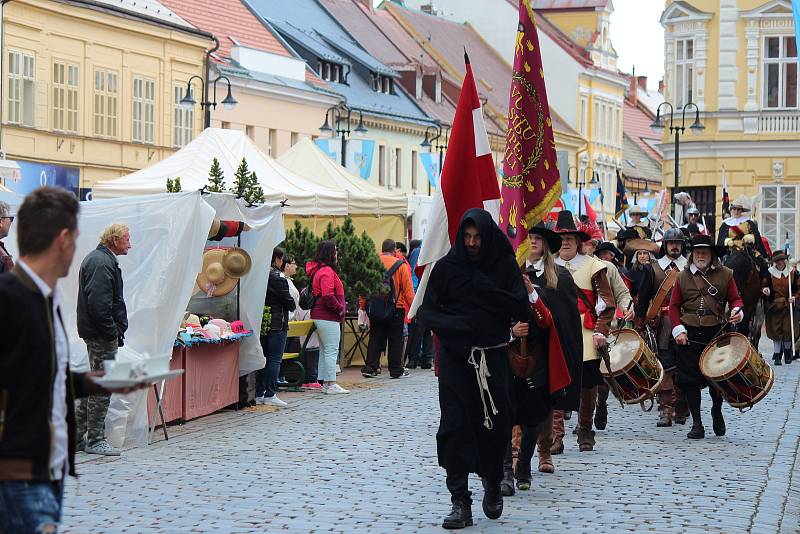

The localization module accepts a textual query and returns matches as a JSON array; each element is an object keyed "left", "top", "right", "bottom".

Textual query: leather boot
[
  {"left": 577, "top": 386, "right": 598, "bottom": 452},
  {"left": 710, "top": 391, "right": 726, "bottom": 436},
  {"left": 773, "top": 353, "right": 782, "bottom": 366},
  {"left": 500, "top": 470, "right": 515, "bottom": 497},
  {"left": 510, "top": 425, "right": 522, "bottom": 471},
  {"left": 551, "top": 410, "right": 565, "bottom": 454},
  {"left": 480, "top": 478, "right": 503, "bottom": 520},
  {"left": 656, "top": 391, "right": 673, "bottom": 427},
  {"left": 687, "top": 422, "right": 705, "bottom": 439},
  {"left": 442, "top": 497, "right": 473, "bottom": 529},
  {"left": 784, "top": 348, "right": 793, "bottom": 365},
  {"left": 674, "top": 386, "right": 689, "bottom": 425},
  {"left": 537, "top": 412, "right": 555, "bottom": 473},
  {"left": 594, "top": 383, "right": 609, "bottom": 430}
]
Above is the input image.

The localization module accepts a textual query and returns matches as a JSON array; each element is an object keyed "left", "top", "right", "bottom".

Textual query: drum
[
  {"left": 700, "top": 332, "right": 774, "bottom": 409},
  {"left": 601, "top": 328, "right": 664, "bottom": 404}
]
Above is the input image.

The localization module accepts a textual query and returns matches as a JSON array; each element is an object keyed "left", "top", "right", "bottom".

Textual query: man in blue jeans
[{"left": 0, "top": 187, "right": 141, "bottom": 532}]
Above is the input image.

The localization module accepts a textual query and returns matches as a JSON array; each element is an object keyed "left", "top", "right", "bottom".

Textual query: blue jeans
[
  {"left": 0, "top": 480, "right": 64, "bottom": 533},
  {"left": 256, "top": 330, "right": 288, "bottom": 398}
]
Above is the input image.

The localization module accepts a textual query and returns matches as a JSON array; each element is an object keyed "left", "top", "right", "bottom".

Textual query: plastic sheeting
[
  {"left": 91, "top": 128, "right": 348, "bottom": 216},
  {"left": 4, "top": 191, "right": 216, "bottom": 448},
  {"left": 277, "top": 138, "right": 408, "bottom": 216}
]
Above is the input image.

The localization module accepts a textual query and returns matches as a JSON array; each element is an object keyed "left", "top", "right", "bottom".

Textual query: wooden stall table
[
  {"left": 183, "top": 339, "right": 241, "bottom": 421},
  {"left": 342, "top": 314, "right": 369, "bottom": 368}
]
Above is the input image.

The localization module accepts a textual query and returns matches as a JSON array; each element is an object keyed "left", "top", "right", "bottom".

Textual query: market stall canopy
[
  {"left": 277, "top": 138, "right": 407, "bottom": 215},
  {"left": 92, "top": 128, "right": 348, "bottom": 215}
]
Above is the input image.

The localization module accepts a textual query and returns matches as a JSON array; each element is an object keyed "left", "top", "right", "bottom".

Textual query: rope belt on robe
[{"left": 467, "top": 342, "right": 508, "bottom": 430}]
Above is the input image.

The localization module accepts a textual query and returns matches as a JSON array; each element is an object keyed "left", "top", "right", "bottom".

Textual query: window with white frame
[
  {"left": 615, "top": 107, "right": 621, "bottom": 146},
  {"left": 593, "top": 101, "right": 599, "bottom": 141},
  {"left": 94, "top": 69, "right": 118, "bottom": 137},
  {"left": 8, "top": 50, "right": 35, "bottom": 126},
  {"left": 600, "top": 104, "right": 607, "bottom": 144},
  {"left": 132, "top": 77, "right": 155, "bottom": 143},
  {"left": 763, "top": 36, "right": 797, "bottom": 109},
  {"left": 53, "top": 61, "right": 78, "bottom": 133},
  {"left": 675, "top": 38, "right": 694, "bottom": 108},
  {"left": 580, "top": 97, "right": 587, "bottom": 137},
  {"left": 173, "top": 85, "right": 194, "bottom": 147},
  {"left": 606, "top": 105, "right": 612, "bottom": 145},
  {"left": 760, "top": 184, "right": 797, "bottom": 255}
]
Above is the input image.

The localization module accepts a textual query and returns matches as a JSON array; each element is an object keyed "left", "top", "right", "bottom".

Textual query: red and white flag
[{"left": 408, "top": 52, "right": 500, "bottom": 318}]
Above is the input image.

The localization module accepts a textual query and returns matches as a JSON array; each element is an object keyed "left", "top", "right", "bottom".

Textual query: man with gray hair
[
  {"left": 0, "top": 201, "right": 14, "bottom": 273},
  {"left": 75, "top": 223, "right": 131, "bottom": 455}
]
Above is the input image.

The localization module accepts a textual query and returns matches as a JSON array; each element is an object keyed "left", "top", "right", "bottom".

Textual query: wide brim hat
[
  {"left": 629, "top": 205, "right": 648, "bottom": 216},
  {"left": 596, "top": 241, "right": 623, "bottom": 263},
  {"left": 730, "top": 196, "right": 751, "bottom": 212},
  {"left": 528, "top": 222, "right": 562, "bottom": 253},
  {"left": 770, "top": 252, "right": 789, "bottom": 263},
  {"left": 196, "top": 249, "right": 240, "bottom": 297},
  {"left": 624, "top": 238, "right": 661, "bottom": 256},
  {"left": 554, "top": 210, "right": 590, "bottom": 242},
  {"left": 688, "top": 235, "right": 726, "bottom": 257},
  {"left": 223, "top": 247, "right": 252, "bottom": 278}
]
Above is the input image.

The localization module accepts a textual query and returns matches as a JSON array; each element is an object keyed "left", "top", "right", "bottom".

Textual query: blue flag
[{"left": 793, "top": 0, "right": 800, "bottom": 52}]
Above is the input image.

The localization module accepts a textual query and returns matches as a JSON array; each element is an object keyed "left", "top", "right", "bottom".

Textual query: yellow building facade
[
  {"left": 661, "top": 0, "right": 800, "bottom": 251},
  {"left": 1, "top": 0, "right": 210, "bottom": 197}
]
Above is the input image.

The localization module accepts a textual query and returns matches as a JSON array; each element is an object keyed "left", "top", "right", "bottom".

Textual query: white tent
[
  {"left": 277, "top": 138, "right": 407, "bottom": 215},
  {"left": 92, "top": 128, "right": 348, "bottom": 215}
]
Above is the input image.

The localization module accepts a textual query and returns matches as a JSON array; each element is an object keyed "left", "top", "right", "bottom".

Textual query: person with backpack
[
  {"left": 362, "top": 239, "right": 415, "bottom": 379},
  {"left": 305, "top": 240, "right": 349, "bottom": 395}
]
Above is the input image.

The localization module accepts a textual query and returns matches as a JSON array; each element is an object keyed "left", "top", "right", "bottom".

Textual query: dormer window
[
  {"left": 317, "top": 60, "right": 343, "bottom": 83},
  {"left": 372, "top": 72, "right": 394, "bottom": 94}
]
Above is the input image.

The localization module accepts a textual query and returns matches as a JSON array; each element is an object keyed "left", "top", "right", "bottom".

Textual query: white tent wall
[
  {"left": 5, "top": 191, "right": 216, "bottom": 447},
  {"left": 91, "top": 128, "right": 348, "bottom": 216}
]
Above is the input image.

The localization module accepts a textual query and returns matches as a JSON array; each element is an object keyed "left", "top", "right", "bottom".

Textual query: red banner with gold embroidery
[{"left": 499, "top": 0, "right": 562, "bottom": 265}]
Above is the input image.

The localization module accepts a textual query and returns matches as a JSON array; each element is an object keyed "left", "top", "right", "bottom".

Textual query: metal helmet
[
  {"left": 663, "top": 228, "right": 685, "bottom": 242},
  {"left": 686, "top": 207, "right": 700, "bottom": 215}
]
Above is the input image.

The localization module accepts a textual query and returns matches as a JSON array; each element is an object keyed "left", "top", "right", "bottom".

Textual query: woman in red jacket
[{"left": 306, "top": 240, "right": 349, "bottom": 394}]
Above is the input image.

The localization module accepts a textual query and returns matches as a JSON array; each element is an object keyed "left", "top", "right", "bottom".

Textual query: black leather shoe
[
  {"left": 773, "top": 353, "right": 782, "bottom": 366},
  {"left": 420, "top": 361, "right": 433, "bottom": 369},
  {"left": 500, "top": 476, "right": 515, "bottom": 497},
  {"left": 442, "top": 500, "right": 473, "bottom": 529},
  {"left": 687, "top": 423, "right": 705, "bottom": 439},
  {"left": 594, "top": 404, "right": 608, "bottom": 430},
  {"left": 406, "top": 360, "right": 418, "bottom": 369},
  {"left": 711, "top": 406, "right": 726, "bottom": 436},
  {"left": 785, "top": 349, "right": 793, "bottom": 365},
  {"left": 481, "top": 478, "right": 503, "bottom": 520}
]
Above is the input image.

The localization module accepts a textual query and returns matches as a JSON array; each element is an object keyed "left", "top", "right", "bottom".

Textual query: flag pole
[{"left": 789, "top": 255, "right": 796, "bottom": 358}]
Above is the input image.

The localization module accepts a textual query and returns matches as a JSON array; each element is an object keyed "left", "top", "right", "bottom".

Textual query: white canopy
[
  {"left": 277, "top": 138, "right": 408, "bottom": 215},
  {"left": 92, "top": 128, "right": 348, "bottom": 215}
]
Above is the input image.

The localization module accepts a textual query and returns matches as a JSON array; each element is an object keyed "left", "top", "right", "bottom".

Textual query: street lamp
[
  {"left": 420, "top": 123, "right": 450, "bottom": 194},
  {"left": 568, "top": 165, "right": 598, "bottom": 219},
  {"left": 651, "top": 101, "right": 704, "bottom": 220},
  {"left": 180, "top": 37, "right": 238, "bottom": 129},
  {"left": 318, "top": 104, "right": 367, "bottom": 167},
  {"left": 629, "top": 177, "right": 651, "bottom": 204}
]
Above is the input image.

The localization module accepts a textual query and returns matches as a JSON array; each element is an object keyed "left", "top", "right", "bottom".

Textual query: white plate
[{"left": 91, "top": 369, "right": 184, "bottom": 389}]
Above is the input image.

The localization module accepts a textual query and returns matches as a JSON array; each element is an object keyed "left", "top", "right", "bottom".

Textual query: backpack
[
  {"left": 298, "top": 270, "right": 319, "bottom": 311},
  {"left": 367, "top": 259, "right": 405, "bottom": 323}
]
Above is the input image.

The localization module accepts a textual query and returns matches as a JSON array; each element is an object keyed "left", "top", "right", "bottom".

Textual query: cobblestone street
[{"left": 64, "top": 343, "right": 800, "bottom": 533}]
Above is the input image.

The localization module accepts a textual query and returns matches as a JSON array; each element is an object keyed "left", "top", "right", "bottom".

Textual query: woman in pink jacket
[{"left": 306, "top": 240, "right": 349, "bottom": 394}]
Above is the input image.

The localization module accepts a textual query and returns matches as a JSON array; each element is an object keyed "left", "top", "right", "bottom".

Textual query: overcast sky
[{"left": 610, "top": 0, "right": 665, "bottom": 90}]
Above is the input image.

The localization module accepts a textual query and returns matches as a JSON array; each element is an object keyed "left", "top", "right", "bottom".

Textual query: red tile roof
[
  {"left": 507, "top": 0, "right": 609, "bottom": 9},
  {"left": 534, "top": 11, "right": 592, "bottom": 67},
  {"left": 386, "top": 3, "right": 577, "bottom": 138},
  {"left": 623, "top": 100, "right": 661, "bottom": 163},
  {"left": 158, "top": 0, "right": 292, "bottom": 59}
]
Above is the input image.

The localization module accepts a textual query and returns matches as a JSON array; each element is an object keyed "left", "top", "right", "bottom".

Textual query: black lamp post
[
  {"left": 420, "top": 123, "right": 450, "bottom": 193},
  {"left": 319, "top": 104, "right": 367, "bottom": 167},
  {"left": 180, "top": 37, "right": 238, "bottom": 129},
  {"left": 629, "top": 177, "right": 651, "bottom": 204},
  {"left": 651, "top": 101, "right": 704, "bottom": 220},
  {"left": 568, "top": 165, "right": 598, "bottom": 219}
]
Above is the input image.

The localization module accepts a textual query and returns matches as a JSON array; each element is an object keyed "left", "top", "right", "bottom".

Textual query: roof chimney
[
  {"left": 658, "top": 78, "right": 664, "bottom": 95},
  {"left": 628, "top": 74, "right": 637, "bottom": 106},
  {"left": 420, "top": 3, "right": 438, "bottom": 15},
  {"left": 637, "top": 76, "right": 647, "bottom": 92}
]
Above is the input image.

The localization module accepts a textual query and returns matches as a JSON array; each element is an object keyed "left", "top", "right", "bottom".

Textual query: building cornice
[{"left": 660, "top": 139, "right": 800, "bottom": 159}]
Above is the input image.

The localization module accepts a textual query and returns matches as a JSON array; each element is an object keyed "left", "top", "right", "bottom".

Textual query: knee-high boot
[
  {"left": 551, "top": 410, "right": 565, "bottom": 454},
  {"left": 577, "top": 387, "right": 598, "bottom": 452},
  {"left": 537, "top": 411, "right": 555, "bottom": 473}
]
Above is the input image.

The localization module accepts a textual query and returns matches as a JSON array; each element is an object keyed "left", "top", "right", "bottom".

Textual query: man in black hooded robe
[{"left": 419, "top": 208, "right": 529, "bottom": 529}]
